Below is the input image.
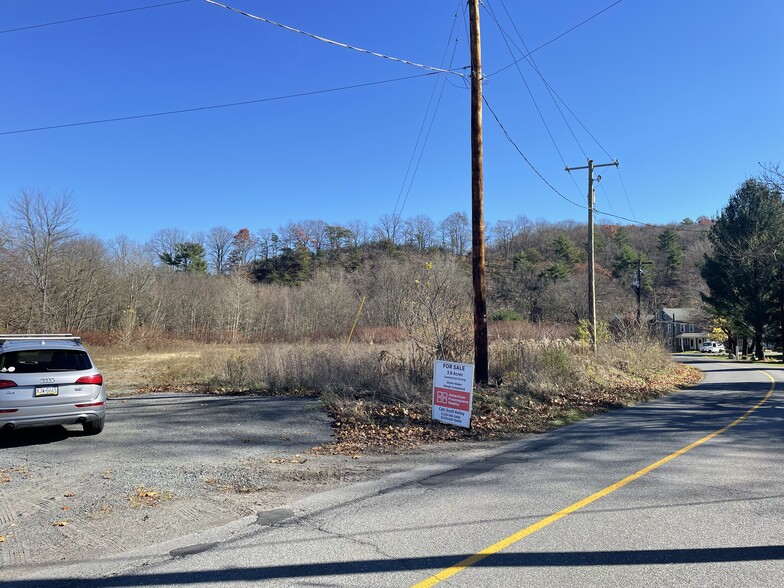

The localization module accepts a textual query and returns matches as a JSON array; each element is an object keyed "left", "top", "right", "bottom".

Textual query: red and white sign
[{"left": 432, "top": 360, "right": 474, "bottom": 428}]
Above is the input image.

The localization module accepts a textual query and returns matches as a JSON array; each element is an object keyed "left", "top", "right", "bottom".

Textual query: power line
[
  {"left": 0, "top": 73, "right": 438, "bottom": 137},
  {"left": 487, "top": 0, "right": 625, "bottom": 78},
  {"left": 489, "top": 0, "right": 638, "bottom": 222},
  {"left": 483, "top": 0, "right": 586, "bottom": 203},
  {"left": 203, "top": 0, "right": 468, "bottom": 78},
  {"left": 0, "top": 0, "right": 194, "bottom": 34},
  {"left": 392, "top": 0, "right": 463, "bottom": 221},
  {"left": 483, "top": 96, "right": 585, "bottom": 210},
  {"left": 483, "top": 2, "right": 568, "bottom": 167},
  {"left": 484, "top": 96, "right": 707, "bottom": 234}
]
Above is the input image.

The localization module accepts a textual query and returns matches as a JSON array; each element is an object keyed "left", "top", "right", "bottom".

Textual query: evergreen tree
[
  {"left": 657, "top": 229, "right": 683, "bottom": 287},
  {"left": 159, "top": 242, "right": 208, "bottom": 273},
  {"left": 701, "top": 178, "right": 784, "bottom": 358}
]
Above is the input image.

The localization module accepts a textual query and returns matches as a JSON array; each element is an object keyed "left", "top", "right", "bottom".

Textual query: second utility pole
[{"left": 565, "top": 158, "right": 618, "bottom": 352}]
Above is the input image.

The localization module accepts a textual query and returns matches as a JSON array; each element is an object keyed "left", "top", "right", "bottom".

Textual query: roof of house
[{"left": 657, "top": 307, "right": 709, "bottom": 325}]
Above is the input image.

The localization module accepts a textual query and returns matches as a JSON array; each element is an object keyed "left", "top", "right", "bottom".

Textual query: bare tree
[
  {"left": 206, "top": 226, "right": 234, "bottom": 274},
  {"left": 403, "top": 215, "right": 436, "bottom": 250},
  {"left": 375, "top": 213, "right": 402, "bottom": 244},
  {"left": 303, "top": 219, "right": 329, "bottom": 254},
  {"left": 0, "top": 216, "right": 10, "bottom": 250},
  {"left": 439, "top": 211, "right": 470, "bottom": 255},
  {"left": 490, "top": 218, "right": 518, "bottom": 258},
  {"left": 148, "top": 227, "right": 187, "bottom": 266},
  {"left": 49, "top": 237, "right": 112, "bottom": 331},
  {"left": 10, "top": 190, "right": 77, "bottom": 330},
  {"left": 255, "top": 228, "right": 276, "bottom": 260},
  {"left": 105, "top": 235, "right": 157, "bottom": 334},
  {"left": 346, "top": 219, "right": 370, "bottom": 247},
  {"left": 759, "top": 161, "right": 784, "bottom": 193},
  {"left": 278, "top": 222, "right": 308, "bottom": 250}
]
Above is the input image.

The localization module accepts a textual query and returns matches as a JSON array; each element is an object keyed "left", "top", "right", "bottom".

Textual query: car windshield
[{"left": 0, "top": 349, "right": 92, "bottom": 374}]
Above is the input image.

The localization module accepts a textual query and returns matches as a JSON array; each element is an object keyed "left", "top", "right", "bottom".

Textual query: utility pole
[
  {"left": 633, "top": 257, "right": 653, "bottom": 323},
  {"left": 565, "top": 158, "right": 619, "bottom": 352},
  {"left": 469, "top": 0, "right": 488, "bottom": 384}
]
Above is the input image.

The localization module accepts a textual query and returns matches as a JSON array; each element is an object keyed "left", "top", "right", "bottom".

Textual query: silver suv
[{"left": 0, "top": 334, "right": 106, "bottom": 435}]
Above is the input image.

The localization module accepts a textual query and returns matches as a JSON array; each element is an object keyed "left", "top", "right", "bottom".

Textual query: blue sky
[{"left": 2, "top": 0, "right": 782, "bottom": 244}]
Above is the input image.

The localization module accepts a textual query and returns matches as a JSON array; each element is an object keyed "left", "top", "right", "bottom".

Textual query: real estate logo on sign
[{"left": 432, "top": 360, "right": 474, "bottom": 429}]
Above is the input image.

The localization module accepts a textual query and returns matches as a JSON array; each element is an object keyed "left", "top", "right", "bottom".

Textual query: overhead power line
[
  {"left": 0, "top": 73, "right": 438, "bottom": 137},
  {"left": 203, "top": 0, "right": 468, "bottom": 77},
  {"left": 484, "top": 96, "right": 706, "bottom": 234},
  {"left": 487, "top": 0, "right": 625, "bottom": 78},
  {"left": 0, "top": 0, "right": 194, "bottom": 34},
  {"left": 487, "top": 0, "right": 637, "bottom": 222},
  {"left": 483, "top": 96, "right": 584, "bottom": 209},
  {"left": 392, "top": 0, "right": 463, "bottom": 221}
]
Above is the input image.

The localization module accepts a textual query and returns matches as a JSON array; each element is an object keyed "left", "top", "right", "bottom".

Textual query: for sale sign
[{"left": 432, "top": 360, "right": 474, "bottom": 429}]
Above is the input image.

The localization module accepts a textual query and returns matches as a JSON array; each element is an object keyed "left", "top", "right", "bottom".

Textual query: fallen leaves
[
  {"left": 313, "top": 362, "right": 703, "bottom": 455},
  {"left": 0, "top": 466, "right": 29, "bottom": 483},
  {"left": 129, "top": 487, "right": 173, "bottom": 508}
]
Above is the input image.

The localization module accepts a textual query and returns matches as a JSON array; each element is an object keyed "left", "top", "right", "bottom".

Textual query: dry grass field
[{"left": 87, "top": 334, "right": 703, "bottom": 454}]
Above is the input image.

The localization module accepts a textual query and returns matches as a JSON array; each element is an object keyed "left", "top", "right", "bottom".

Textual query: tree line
[{"left": 3, "top": 166, "right": 780, "bottom": 346}]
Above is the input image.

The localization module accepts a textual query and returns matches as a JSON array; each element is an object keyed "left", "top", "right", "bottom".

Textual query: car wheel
[{"left": 83, "top": 416, "right": 104, "bottom": 435}]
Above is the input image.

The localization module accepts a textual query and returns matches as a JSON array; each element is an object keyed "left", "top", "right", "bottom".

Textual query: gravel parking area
[{"left": 0, "top": 393, "right": 442, "bottom": 578}]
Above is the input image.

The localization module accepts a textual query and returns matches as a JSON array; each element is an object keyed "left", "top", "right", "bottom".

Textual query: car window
[{"left": 0, "top": 350, "right": 92, "bottom": 374}]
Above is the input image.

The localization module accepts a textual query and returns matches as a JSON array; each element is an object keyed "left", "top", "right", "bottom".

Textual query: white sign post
[{"left": 432, "top": 360, "right": 474, "bottom": 429}]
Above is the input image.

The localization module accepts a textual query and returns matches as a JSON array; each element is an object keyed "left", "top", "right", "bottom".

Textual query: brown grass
[{"left": 88, "top": 331, "right": 702, "bottom": 454}]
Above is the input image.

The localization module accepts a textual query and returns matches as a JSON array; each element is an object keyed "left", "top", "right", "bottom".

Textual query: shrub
[{"left": 491, "top": 309, "right": 524, "bottom": 322}]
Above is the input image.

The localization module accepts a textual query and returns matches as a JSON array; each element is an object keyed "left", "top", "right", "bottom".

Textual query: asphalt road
[{"left": 7, "top": 356, "right": 784, "bottom": 587}]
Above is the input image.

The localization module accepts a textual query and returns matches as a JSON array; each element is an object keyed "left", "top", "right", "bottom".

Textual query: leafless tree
[
  {"left": 49, "top": 237, "right": 113, "bottom": 331},
  {"left": 278, "top": 222, "right": 308, "bottom": 249},
  {"left": 206, "top": 226, "right": 234, "bottom": 274},
  {"left": 403, "top": 215, "right": 436, "bottom": 250},
  {"left": 759, "top": 161, "right": 783, "bottom": 193},
  {"left": 9, "top": 190, "right": 77, "bottom": 330},
  {"left": 255, "top": 228, "right": 276, "bottom": 260},
  {"left": 375, "top": 213, "right": 402, "bottom": 244},
  {"left": 439, "top": 211, "right": 470, "bottom": 255},
  {"left": 346, "top": 219, "right": 370, "bottom": 247},
  {"left": 489, "top": 218, "right": 517, "bottom": 258},
  {"left": 148, "top": 227, "right": 187, "bottom": 266},
  {"left": 303, "top": 219, "right": 329, "bottom": 253}
]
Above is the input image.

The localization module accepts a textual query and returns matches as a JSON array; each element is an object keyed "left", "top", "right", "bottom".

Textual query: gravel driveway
[{"left": 0, "top": 394, "right": 405, "bottom": 577}]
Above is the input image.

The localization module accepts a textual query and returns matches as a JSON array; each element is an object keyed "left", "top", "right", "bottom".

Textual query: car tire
[{"left": 83, "top": 416, "right": 104, "bottom": 435}]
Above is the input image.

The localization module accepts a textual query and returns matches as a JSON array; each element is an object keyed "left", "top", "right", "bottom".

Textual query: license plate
[{"left": 34, "top": 386, "right": 59, "bottom": 397}]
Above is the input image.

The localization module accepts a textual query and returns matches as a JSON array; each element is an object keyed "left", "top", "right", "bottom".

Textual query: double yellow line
[{"left": 413, "top": 371, "right": 776, "bottom": 587}]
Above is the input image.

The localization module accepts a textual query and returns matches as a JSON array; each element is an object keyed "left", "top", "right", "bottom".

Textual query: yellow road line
[{"left": 412, "top": 371, "right": 776, "bottom": 588}]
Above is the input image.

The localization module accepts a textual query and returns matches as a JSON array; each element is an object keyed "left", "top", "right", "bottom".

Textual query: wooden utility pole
[
  {"left": 633, "top": 257, "right": 653, "bottom": 323},
  {"left": 565, "top": 159, "right": 618, "bottom": 352},
  {"left": 469, "top": 0, "right": 488, "bottom": 384}
]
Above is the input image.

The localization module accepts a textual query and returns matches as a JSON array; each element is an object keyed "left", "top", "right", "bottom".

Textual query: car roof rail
[{"left": 0, "top": 333, "right": 82, "bottom": 346}]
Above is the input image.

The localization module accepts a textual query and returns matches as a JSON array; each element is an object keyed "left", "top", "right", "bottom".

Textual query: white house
[{"left": 653, "top": 307, "right": 711, "bottom": 352}]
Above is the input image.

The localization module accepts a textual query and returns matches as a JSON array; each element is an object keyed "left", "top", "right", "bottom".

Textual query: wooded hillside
[{"left": 0, "top": 189, "right": 714, "bottom": 343}]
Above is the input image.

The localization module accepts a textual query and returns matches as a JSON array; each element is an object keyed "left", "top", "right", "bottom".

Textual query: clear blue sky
[{"left": 2, "top": 0, "right": 782, "bottom": 244}]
